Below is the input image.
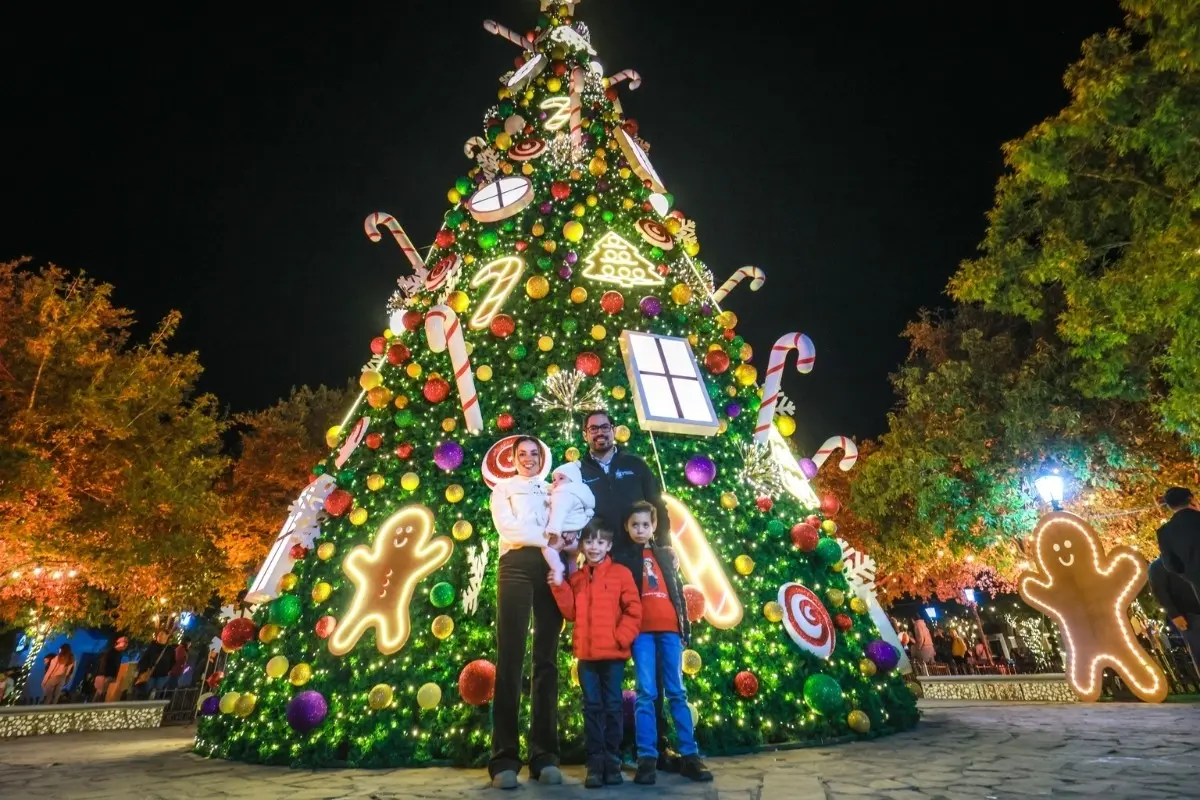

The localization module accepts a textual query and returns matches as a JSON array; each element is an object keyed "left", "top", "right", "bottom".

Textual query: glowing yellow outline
[
  {"left": 664, "top": 494, "right": 743, "bottom": 629},
  {"left": 469, "top": 256, "right": 526, "bottom": 331},
  {"left": 580, "top": 231, "right": 665, "bottom": 290},
  {"left": 539, "top": 96, "right": 571, "bottom": 132},
  {"left": 1017, "top": 511, "right": 1166, "bottom": 703},
  {"left": 327, "top": 505, "right": 453, "bottom": 656}
]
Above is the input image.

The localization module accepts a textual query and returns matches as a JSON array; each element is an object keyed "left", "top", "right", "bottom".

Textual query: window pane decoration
[
  {"left": 245, "top": 474, "right": 337, "bottom": 605},
  {"left": 465, "top": 176, "right": 534, "bottom": 222},
  {"left": 615, "top": 126, "right": 665, "bottom": 193},
  {"left": 580, "top": 231, "right": 665, "bottom": 289},
  {"left": 620, "top": 330, "right": 719, "bottom": 436},
  {"left": 506, "top": 53, "right": 545, "bottom": 90}
]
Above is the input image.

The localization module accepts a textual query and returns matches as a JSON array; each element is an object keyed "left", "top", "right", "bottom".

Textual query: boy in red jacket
[{"left": 551, "top": 521, "right": 642, "bottom": 789}]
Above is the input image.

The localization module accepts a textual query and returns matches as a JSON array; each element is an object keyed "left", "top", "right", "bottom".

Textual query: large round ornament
[
  {"left": 821, "top": 494, "right": 841, "bottom": 516},
  {"left": 220, "top": 618, "right": 256, "bottom": 650},
  {"left": 778, "top": 582, "right": 835, "bottom": 660},
  {"left": 287, "top": 690, "right": 328, "bottom": 733},
  {"left": 417, "top": 682, "right": 443, "bottom": 710},
  {"left": 600, "top": 291, "right": 624, "bottom": 314},
  {"left": 858, "top": 658, "right": 878, "bottom": 677},
  {"left": 315, "top": 615, "right": 337, "bottom": 639},
  {"left": 826, "top": 588, "right": 845, "bottom": 607},
  {"left": 289, "top": 662, "right": 313, "bottom": 686},
  {"left": 269, "top": 594, "right": 302, "bottom": 626},
  {"left": 324, "top": 488, "right": 353, "bottom": 517},
  {"left": 847, "top": 709, "right": 871, "bottom": 734},
  {"left": 834, "top": 613, "right": 853, "bottom": 632},
  {"left": 258, "top": 623, "right": 280, "bottom": 643},
  {"left": 575, "top": 352, "right": 601, "bottom": 376},
  {"left": 682, "top": 584, "right": 706, "bottom": 623},
  {"left": 317, "top": 541, "right": 336, "bottom": 561},
  {"left": 432, "top": 615, "right": 455, "bottom": 639},
  {"left": 452, "top": 520, "right": 474, "bottom": 540},
  {"left": 684, "top": 455, "right": 716, "bottom": 486},
  {"left": 763, "top": 601, "right": 784, "bottom": 623},
  {"left": 681, "top": 649, "right": 703, "bottom": 676},
  {"left": 265, "top": 656, "right": 290, "bottom": 679},
  {"left": 233, "top": 692, "right": 257, "bottom": 717},
  {"left": 734, "top": 554, "right": 755, "bottom": 575},
  {"left": 368, "top": 684, "right": 394, "bottom": 710},
  {"left": 482, "top": 434, "right": 552, "bottom": 487},
  {"left": 704, "top": 350, "right": 731, "bottom": 375},
  {"left": 459, "top": 659, "right": 497, "bottom": 706},
  {"left": 433, "top": 440, "right": 465, "bottom": 471},
  {"left": 489, "top": 314, "right": 516, "bottom": 338},
  {"left": 803, "top": 674, "right": 844, "bottom": 715},
  {"left": 423, "top": 376, "right": 451, "bottom": 404},
  {"left": 219, "top": 691, "right": 240, "bottom": 715},
  {"left": 199, "top": 694, "right": 220, "bottom": 716},
  {"left": 850, "top": 596, "right": 869, "bottom": 615},
  {"left": 430, "top": 582, "right": 455, "bottom": 608},
  {"left": 814, "top": 537, "right": 844, "bottom": 566},
  {"left": 734, "top": 670, "right": 759, "bottom": 698},
  {"left": 865, "top": 639, "right": 901, "bottom": 673}
]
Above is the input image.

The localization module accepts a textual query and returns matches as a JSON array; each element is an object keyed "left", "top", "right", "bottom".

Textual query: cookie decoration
[
  {"left": 507, "top": 138, "right": 547, "bottom": 161},
  {"left": 635, "top": 218, "right": 674, "bottom": 250}
]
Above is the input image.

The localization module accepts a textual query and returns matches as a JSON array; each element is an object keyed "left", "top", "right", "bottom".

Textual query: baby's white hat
[{"left": 552, "top": 461, "right": 582, "bottom": 482}]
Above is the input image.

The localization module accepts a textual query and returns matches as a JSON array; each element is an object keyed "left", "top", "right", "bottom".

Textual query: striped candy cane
[
  {"left": 607, "top": 69, "right": 642, "bottom": 90},
  {"left": 364, "top": 212, "right": 424, "bottom": 273},
  {"left": 712, "top": 266, "right": 767, "bottom": 304},
  {"left": 569, "top": 66, "right": 584, "bottom": 147},
  {"left": 483, "top": 20, "right": 532, "bottom": 51},
  {"left": 425, "top": 305, "right": 484, "bottom": 434},
  {"left": 812, "top": 435, "right": 859, "bottom": 471},
  {"left": 753, "top": 333, "right": 816, "bottom": 443},
  {"left": 463, "top": 136, "right": 488, "bottom": 158}
]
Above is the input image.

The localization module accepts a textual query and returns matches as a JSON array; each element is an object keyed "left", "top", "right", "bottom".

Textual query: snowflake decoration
[
  {"left": 476, "top": 148, "right": 501, "bottom": 181},
  {"left": 534, "top": 369, "right": 607, "bottom": 437},
  {"left": 675, "top": 219, "right": 697, "bottom": 248},
  {"left": 738, "top": 441, "right": 788, "bottom": 499},
  {"left": 547, "top": 132, "right": 585, "bottom": 169},
  {"left": 775, "top": 392, "right": 797, "bottom": 418},
  {"left": 461, "top": 540, "right": 491, "bottom": 617},
  {"left": 837, "top": 539, "right": 876, "bottom": 595}
]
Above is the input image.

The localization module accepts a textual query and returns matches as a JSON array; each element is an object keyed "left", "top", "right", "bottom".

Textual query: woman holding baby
[{"left": 487, "top": 436, "right": 594, "bottom": 790}]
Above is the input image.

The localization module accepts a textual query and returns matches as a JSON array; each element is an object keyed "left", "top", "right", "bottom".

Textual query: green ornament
[
  {"left": 589, "top": 121, "right": 604, "bottom": 136},
  {"left": 269, "top": 594, "right": 302, "bottom": 626},
  {"left": 478, "top": 231, "right": 499, "bottom": 249},
  {"left": 336, "top": 468, "right": 357, "bottom": 487},
  {"left": 508, "top": 344, "right": 528, "bottom": 361},
  {"left": 394, "top": 409, "right": 415, "bottom": 427},
  {"left": 455, "top": 177, "right": 473, "bottom": 195},
  {"left": 601, "top": 210, "right": 615, "bottom": 223},
  {"left": 814, "top": 537, "right": 843, "bottom": 565},
  {"left": 537, "top": 256, "right": 553, "bottom": 271},
  {"left": 650, "top": 246, "right": 664, "bottom": 260},
  {"left": 674, "top": 311, "right": 688, "bottom": 325},
  {"left": 731, "top": 335, "right": 745, "bottom": 349},
  {"left": 502, "top": 219, "right": 516, "bottom": 232},
  {"left": 498, "top": 99, "right": 514, "bottom": 116},
  {"left": 561, "top": 319, "right": 578, "bottom": 333},
  {"left": 487, "top": 126, "right": 502, "bottom": 143},
  {"left": 803, "top": 674, "right": 844, "bottom": 715},
  {"left": 445, "top": 209, "right": 465, "bottom": 227},
  {"left": 241, "top": 641, "right": 261, "bottom": 661},
  {"left": 767, "top": 519, "right": 786, "bottom": 536},
  {"left": 517, "top": 382, "right": 537, "bottom": 401},
  {"left": 706, "top": 383, "right": 721, "bottom": 401},
  {"left": 430, "top": 582, "right": 455, "bottom": 608},
  {"left": 663, "top": 192, "right": 675, "bottom": 209},
  {"left": 312, "top": 464, "right": 326, "bottom": 476},
  {"left": 747, "top": 395, "right": 761, "bottom": 412}
]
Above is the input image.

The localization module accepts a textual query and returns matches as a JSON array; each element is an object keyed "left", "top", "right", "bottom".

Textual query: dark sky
[{"left": 4, "top": 1, "right": 1124, "bottom": 452}]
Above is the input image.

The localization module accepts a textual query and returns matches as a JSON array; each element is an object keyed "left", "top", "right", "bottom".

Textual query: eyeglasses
[{"left": 586, "top": 424, "right": 613, "bottom": 433}]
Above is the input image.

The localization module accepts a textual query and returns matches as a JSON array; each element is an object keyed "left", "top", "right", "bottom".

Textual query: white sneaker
[
  {"left": 538, "top": 765, "right": 563, "bottom": 785},
  {"left": 491, "top": 770, "right": 518, "bottom": 790}
]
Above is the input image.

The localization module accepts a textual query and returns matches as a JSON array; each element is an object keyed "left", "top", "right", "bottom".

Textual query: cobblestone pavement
[{"left": 2, "top": 700, "right": 1198, "bottom": 799}]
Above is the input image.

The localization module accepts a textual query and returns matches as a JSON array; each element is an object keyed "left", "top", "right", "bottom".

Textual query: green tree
[{"left": 950, "top": 0, "right": 1200, "bottom": 439}]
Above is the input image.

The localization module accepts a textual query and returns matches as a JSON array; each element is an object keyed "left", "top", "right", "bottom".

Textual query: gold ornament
[
  {"left": 317, "top": 542, "right": 336, "bottom": 561},
  {"left": 526, "top": 275, "right": 550, "bottom": 299},
  {"left": 734, "top": 363, "right": 757, "bottom": 386},
  {"left": 763, "top": 601, "right": 784, "bottom": 622},
  {"left": 400, "top": 472, "right": 420, "bottom": 491},
  {"left": 565, "top": 447, "right": 580, "bottom": 462},
  {"left": 265, "top": 656, "right": 289, "bottom": 678},
  {"left": 278, "top": 573, "right": 298, "bottom": 593},
  {"left": 681, "top": 649, "right": 703, "bottom": 675},
  {"left": 775, "top": 415, "right": 797, "bottom": 437},
  {"left": 219, "top": 691, "right": 240, "bottom": 715},
  {"left": 368, "top": 683, "right": 394, "bottom": 710},
  {"left": 312, "top": 581, "right": 333, "bottom": 603},
  {"left": 431, "top": 615, "right": 455, "bottom": 639},
  {"left": 367, "top": 473, "right": 386, "bottom": 491},
  {"left": 614, "top": 424, "right": 631, "bottom": 443},
  {"left": 734, "top": 555, "right": 755, "bottom": 576},
  {"left": 447, "top": 290, "right": 470, "bottom": 313},
  {"left": 258, "top": 624, "right": 280, "bottom": 643},
  {"left": 289, "top": 662, "right": 313, "bottom": 686},
  {"left": 826, "top": 588, "right": 845, "bottom": 607},
  {"left": 452, "top": 520, "right": 474, "bottom": 541},
  {"left": 847, "top": 709, "right": 871, "bottom": 734},
  {"left": 349, "top": 507, "right": 369, "bottom": 526},
  {"left": 570, "top": 286, "right": 588, "bottom": 303},
  {"left": 416, "top": 682, "right": 442, "bottom": 710},
  {"left": 476, "top": 364, "right": 493, "bottom": 381},
  {"left": 445, "top": 484, "right": 465, "bottom": 503},
  {"left": 611, "top": 385, "right": 627, "bottom": 400},
  {"left": 233, "top": 692, "right": 257, "bottom": 717},
  {"left": 720, "top": 492, "right": 738, "bottom": 510},
  {"left": 859, "top": 658, "right": 877, "bottom": 677},
  {"left": 850, "top": 596, "right": 869, "bottom": 615},
  {"left": 538, "top": 335, "right": 554, "bottom": 351}
]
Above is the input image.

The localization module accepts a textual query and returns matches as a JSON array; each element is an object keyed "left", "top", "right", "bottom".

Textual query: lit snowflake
[
  {"left": 476, "top": 148, "right": 501, "bottom": 180},
  {"left": 775, "top": 392, "right": 797, "bottom": 418},
  {"left": 547, "top": 132, "right": 585, "bottom": 169},
  {"left": 678, "top": 256, "right": 715, "bottom": 299},
  {"left": 675, "top": 219, "right": 697, "bottom": 248}
]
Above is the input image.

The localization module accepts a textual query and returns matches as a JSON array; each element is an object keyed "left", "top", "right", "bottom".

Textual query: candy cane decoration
[
  {"left": 607, "top": 69, "right": 642, "bottom": 91},
  {"left": 712, "top": 266, "right": 766, "bottom": 304},
  {"left": 425, "top": 305, "right": 483, "bottom": 434},
  {"left": 364, "top": 212, "right": 424, "bottom": 273},
  {"left": 753, "top": 333, "right": 816, "bottom": 443},
  {"left": 483, "top": 20, "right": 532, "bottom": 51},
  {"left": 569, "top": 66, "right": 584, "bottom": 147},
  {"left": 812, "top": 435, "right": 859, "bottom": 471}
]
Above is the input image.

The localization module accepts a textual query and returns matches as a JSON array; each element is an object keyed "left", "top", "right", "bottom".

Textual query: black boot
[
  {"left": 634, "top": 757, "right": 657, "bottom": 785},
  {"left": 604, "top": 761, "right": 623, "bottom": 785},
  {"left": 584, "top": 760, "right": 604, "bottom": 789},
  {"left": 680, "top": 754, "right": 713, "bottom": 782}
]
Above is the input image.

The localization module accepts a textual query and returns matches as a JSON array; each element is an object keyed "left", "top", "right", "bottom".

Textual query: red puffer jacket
[{"left": 552, "top": 556, "right": 642, "bottom": 661}]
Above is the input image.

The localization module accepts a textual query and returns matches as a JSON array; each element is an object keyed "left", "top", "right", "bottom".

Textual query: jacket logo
[
  {"left": 615, "top": 469, "right": 635, "bottom": 479},
  {"left": 583, "top": 476, "right": 600, "bottom": 484}
]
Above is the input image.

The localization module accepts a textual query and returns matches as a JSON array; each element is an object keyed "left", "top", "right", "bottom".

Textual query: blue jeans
[
  {"left": 578, "top": 660, "right": 624, "bottom": 768},
  {"left": 631, "top": 632, "right": 697, "bottom": 759}
]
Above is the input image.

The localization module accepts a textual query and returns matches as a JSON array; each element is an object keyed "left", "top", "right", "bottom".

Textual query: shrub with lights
[{"left": 195, "top": 1, "right": 918, "bottom": 768}]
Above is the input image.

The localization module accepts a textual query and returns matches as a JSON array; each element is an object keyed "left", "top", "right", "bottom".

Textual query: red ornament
[
  {"left": 490, "top": 314, "right": 516, "bottom": 338},
  {"left": 459, "top": 659, "right": 497, "bottom": 706},
  {"left": 314, "top": 615, "right": 337, "bottom": 639},
  {"left": 821, "top": 494, "right": 841, "bottom": 516},
  {"left": 682, "top": 584, "right": 707, "bottom": 623},
  {"left": 365, "top": 432, "right": 384, "bottom": 450},
  {"left": 756, "top": 496, "right": 774, "bottom": 513},
  {"left": 206, "top": 671, "right": 225, "bottom": 690},
  {"left": 704, "top": 350, "right": 731, "bottom": 374},
  {"left": 395, "top": 442, "right": 414, "bottom": 460},
  {"left": 434, "top": 229, "right": 456, "bottom": 248},
  {"left": 553, "top": 61, "right": 567, "bottom": 77},
  {"left": 424, "top": 376, "right": 451, "bottom": 404},
  {"left": 550, "top": 181, "right": 571, "bottom": 201},
  {"left": 834, "top": 613, "right": 853, "bottom": 632},
  {"left": 497, "top": 413, "right": 516, "bottom": 431},
  {"left": 220, "top": 618, "right": 257, "bottom": 651},
  {"left": 387, "top": 343, "right": 411, "bottom": 365},
  {"left": 624, "top": 119, "right": 639, "bottom": 136},
  {"left": 734, "top": 670, "right": 759, "bottom": 698},
  {"left": 656, "top": 264, "right": 670, "bottom": 276},
  {"left": 605, "top": 87, "right": 618, "bottom": 101},
  {"left": 723, "top": 329, "right": 736, "bottom": 341},
  {"left": 289, "top": 543, "right": 309, "bottom": 560},
  {"left": 805, "top": 514, "right": 822, "bottom": 528},
  {"left": 402, "top": 311, "right": 424, "bottom": 332},
  {"left": 600, "top": 290, "right": 625, "bottom": 314},
  {"left": 515, "top": 240, "right": 528, "bottom": 252},
  {"left": 370, "top": 336, "right": 386, "bottom": 355},
  {"left": 324, "top": 489, "right": 353, "bottom": 517},
  {"left": 575, "top": 351, "right": 601, "bottom": 376},
  {"left": 791, "top": 523, "right": 820, "bottom": 552}
]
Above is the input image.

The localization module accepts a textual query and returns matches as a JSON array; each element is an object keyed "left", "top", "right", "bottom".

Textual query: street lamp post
[{"left": 1035, "top": 467, "right": 1065, "bottom": 511}]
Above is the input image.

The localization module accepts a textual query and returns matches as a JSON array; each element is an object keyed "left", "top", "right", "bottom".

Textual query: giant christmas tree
[{"left": 196, "top": 1, "right": 918, "bottom": 769}]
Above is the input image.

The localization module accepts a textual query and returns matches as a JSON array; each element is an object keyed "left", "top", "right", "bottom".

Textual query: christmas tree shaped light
[{"left": 196, "top": 0, "right": 917, "bottom": 769}]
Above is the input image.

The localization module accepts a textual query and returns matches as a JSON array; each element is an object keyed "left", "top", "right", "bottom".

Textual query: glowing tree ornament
[
  {"left": 580, "top": 231, "right": 665, "bottom": 290},
  {"left": 469, "top": 256, "right": 526, "bottom": 331},
  {"left": 539, "top": 96, "right": 572, "bottom": 133},
  {"left": 665, "top": 494, "right": 743, "bottom": 629},
  {"left": 620, "top": 330, "right": 719, "bottom": 436},
  {"left": 246, "top": 474, "right": 337, "bottom": 605}
]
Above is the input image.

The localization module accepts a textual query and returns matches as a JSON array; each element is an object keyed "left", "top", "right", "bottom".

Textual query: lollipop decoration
[
  {"left": 753, "top": 333, "right": 817, "bottom": 443},
  {"left": 712, "top": 266, "right": 766, "bottom": 305},
  {"left": 812, "top": 435, "right": 859, "bottom": 472},
  {"left": 365, "top": 212, "right": 425, "bottom": 273},
  {"left": 481, "top": 435, "right": 552, "bottom": 488},
  {"left": 778, "top": 582, "right": 835, "bottom": 660},
  {"left": 425, "top": 305, "right": 483, "bottom": 434}
]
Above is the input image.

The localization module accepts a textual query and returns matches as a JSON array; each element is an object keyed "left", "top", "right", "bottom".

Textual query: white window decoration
[
  {"left": 620, "top": 330, "right": 719, "bottom": 436},
  {"left": 506, "top": 53, "right": 545, "bottom": 90},
  {"left": 245, "top": 474, "right": 337, "bottom": 604},
  {"left": 466, "top": 176, "right": 534, "bottom": 222}
]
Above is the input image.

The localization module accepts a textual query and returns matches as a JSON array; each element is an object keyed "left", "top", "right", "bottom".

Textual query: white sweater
[
  {"left": 490, "top": 475, "right": 551, "bottom": 556},
  {"left": 548, "top": 481, "right": 595, "bottom": 533}
]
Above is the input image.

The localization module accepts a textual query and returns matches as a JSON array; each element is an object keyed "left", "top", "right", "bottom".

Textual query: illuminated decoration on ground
[
  {"left": 246, "top": 475, "right": 337, "bottom": 605},
  {"left": 1017, "top": 511, "right": 1167, "bottom": 703},
  {"left": 615, "top": 126, "right": 666, "bottom": 192},
  {"left": 328, "top": 505, "right": 454, "bottom": 656},
  {"left": 664, "top": 494, "right": 742, "bottom": 629},
  {"left": 539, "top": 96, "right": 572, "bottom": 132},
  {"left": 778, "top": 583, "right": 835, "bottom": 660},
  {"left": 506, "top": 53, "right": 545, "bottom": 89},
  {"left": 918, "top": 674, "right": 1077, "bottom": 703},
  {"left": 580, "top": 231, "right": 665, "bottom": 289},
  {"left": 620, "top": 330, "right": 718, "bottom": 436},
  {"left": 839, "top": 540, "right": 912, "bottom": 674},
  {"left": 468, "top": 256, "right": 526, "bottom": 330},
  {"left": 766, "top": 427, "right": 821, "bottom": 509},
  {"left": 0, "top": 702, "right": 167, "bottom": 738},
  {"left": 465, "top": 176, "right": 534, "bottom": 222},
  {"left": 481, "top": 434, "right": 552, "bottom": 488}
]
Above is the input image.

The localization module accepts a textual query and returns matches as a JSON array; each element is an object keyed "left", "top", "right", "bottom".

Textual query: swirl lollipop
[
  {"left": 778, "top": 582, "right": 835, "bottom": 660},
  {"left": 481, "top": 435, "right": 552, "bottom": 488}
]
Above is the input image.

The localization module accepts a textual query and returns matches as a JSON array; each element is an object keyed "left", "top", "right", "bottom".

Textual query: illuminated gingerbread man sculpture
[
  {"left": 328, "top": 505, "right": 453, "bottom": 656},
  {"left": 1018, "top": 511, "right": 1166, "bottom": 703}
]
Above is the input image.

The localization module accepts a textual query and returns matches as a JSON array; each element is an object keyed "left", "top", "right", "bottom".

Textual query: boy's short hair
[
  {"left": 580, "top": 520, "right": 615, "bottom": 543},
  {"left": 625, "top": 500, "right": 657, "bottom": 527},
  {"left": 1162, "top": 487, "right": 1194, "bottom": 511}
]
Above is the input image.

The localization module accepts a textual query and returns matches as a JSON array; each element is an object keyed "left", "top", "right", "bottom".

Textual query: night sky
[{"left": 4, "top": 1, "right": 1124, "bottom": 452}]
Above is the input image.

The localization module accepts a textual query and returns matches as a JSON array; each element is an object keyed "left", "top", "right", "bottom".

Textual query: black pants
[
  {"left": 489, "top": 548, "right": 563, "bottom": 777},
  {"left": 579, "top": 660, "right": 624, "bottom": 769}
]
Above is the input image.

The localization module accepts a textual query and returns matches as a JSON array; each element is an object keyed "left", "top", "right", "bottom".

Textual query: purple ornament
[
  {"left": 287, "top": 690, "right": 329, "bottom": 733},
  {"left": 725, "top": 402, "right": 741, "bottom": 418},
  {"left": 539, "top": 111, "right": 548, "bottom": 121},
  {"left": 565, "top": 251, "right": 578, "bottom": 265},
  {"left": 798, "top": 457, "right": 819, "bottom": 480},
  {"left": 596, "top": 179, "right": 610, "bottom": 192},
  {"left": 865, "top": 639, "right": 900, "bottom": 673},
  {"left": 558, "top": 266, "right": 573, "bottom": 280},
  {"left": 700, "top": 303, "right": 714, "bottom": 317},
  {"left": 433, "top": 440, "right": 465, "bottom": 472},
  {"left": 639, "top": 296, "right": 663, "bottom": 318},
  {"left": 539, "top": 201, "right": 553, "bottom": 214},
  {"left": 199, "top": 694, "right": 220, "bottom": 716},
  {"left": 684, "top": 455, "right": 717, "bottom": 486}
]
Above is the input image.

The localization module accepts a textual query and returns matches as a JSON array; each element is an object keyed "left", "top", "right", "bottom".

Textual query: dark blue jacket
[{"left": 578, "top": 448, "right": 669, "bottom": 582}]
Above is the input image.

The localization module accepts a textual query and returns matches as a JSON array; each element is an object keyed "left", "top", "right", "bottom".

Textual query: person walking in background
[
  {"left": 1157, "top": 487, "right": 1200, "bottom": 593},
  {"left": 93, "top": 637, "right": 127, "bottom": 701},
  {"left": 1148, "top": 556, "right": 1200, "bottom": 671},
  {"left": 910, "top": 619, "right": 936, "bottom": 667},
  {"left": 167, "top": 636, "right": 191, "bottom": 689},
  {"left": 41, "top": 644, "right": 76, "bottom": 704},
  {"left": 950, "top": 630, "right": 969, "bottom": 669}
]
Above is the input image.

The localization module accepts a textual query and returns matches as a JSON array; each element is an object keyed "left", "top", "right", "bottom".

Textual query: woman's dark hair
[{"left": 510, "top": 436, "right": 543, "bottom": 464}]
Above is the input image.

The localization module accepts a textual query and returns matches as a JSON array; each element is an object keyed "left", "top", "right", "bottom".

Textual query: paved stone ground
[{"left": 2, "top": 700, "right": 1198, "bottom": 799}]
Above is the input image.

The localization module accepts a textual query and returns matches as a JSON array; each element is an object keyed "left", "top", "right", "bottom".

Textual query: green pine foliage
[{"left": 196, "top": 4, "right": 917, "bottom": 768}]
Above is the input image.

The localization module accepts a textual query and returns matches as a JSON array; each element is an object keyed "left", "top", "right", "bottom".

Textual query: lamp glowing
[
  {"left": 1035, "top": 468, "right": 1065, "bottom": 510},
  {"left": 923, "top": 607, "right": 938, "bottom": 620}
]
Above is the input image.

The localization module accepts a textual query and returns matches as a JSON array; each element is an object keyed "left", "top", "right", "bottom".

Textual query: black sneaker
[
  {"left": 604, "top": 762, "right": 623, "bottom": 786},
  {"left": 584, "top": 768, "right": 604, "bottom": 789},
  {"left": 680, "top": 754, "right": 713, "bottom": 782},
  {"left": 634, "top": 757, "right": 657, "bottom": 785}
]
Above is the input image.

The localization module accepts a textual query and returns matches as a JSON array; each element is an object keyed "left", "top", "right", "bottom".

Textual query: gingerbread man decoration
[
  {"left": 327, "top": 505, "right": 453, "bottom": 656},
  {"left": 1018, "top": 511, "right": 1166, "bottom": 703}
]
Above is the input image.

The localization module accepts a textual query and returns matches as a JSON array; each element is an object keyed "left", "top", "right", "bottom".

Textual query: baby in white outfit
[{"left": 544, "top": 461, "right": 595, "bottom": 585}]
